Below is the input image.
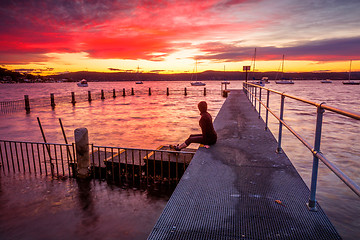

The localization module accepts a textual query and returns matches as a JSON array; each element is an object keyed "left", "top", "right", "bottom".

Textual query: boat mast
[
  {"left": 224, "top": 65, "right": 225, "bottom": 80},
  {"left": 349, "top": 60, "right": 352, "bottom": 80},
  {"left": 195, "top": 59, "right": 198, "bottom": 82},
  {"left": 281, "top": 54, "right": 285, "bottom": 79}
]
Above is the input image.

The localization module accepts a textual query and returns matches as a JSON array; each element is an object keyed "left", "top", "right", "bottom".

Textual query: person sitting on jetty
[{"left": 171, "top": 101, "right": 217, "bottom": 151}]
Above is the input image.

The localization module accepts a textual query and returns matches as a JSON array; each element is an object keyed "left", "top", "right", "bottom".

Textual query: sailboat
[
  {"left": 275, "top": 55, "right": 294, "bottom": 84},
  {"left": 221, "top": 65, "right": 230, "bottom": 84},
  {"left": 343, "top": 60, "right": 359, "bottom": 85},
  {"left": 135, "top": 66, "right": 143, "bottom": 84},
  {"left": 191, "top": 60, "right": 206, "bottom": 86},
  {"left": 248, "top": 48, "right": 265, "bottom": 86}
]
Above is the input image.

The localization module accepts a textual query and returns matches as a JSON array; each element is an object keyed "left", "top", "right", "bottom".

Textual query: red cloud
[{"left": 0, "top": 0, "right": 261, "bottom": 64}]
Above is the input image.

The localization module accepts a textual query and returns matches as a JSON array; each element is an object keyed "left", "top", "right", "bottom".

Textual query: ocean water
[{"left": 0, "top": 80, "right": 359, "bottom": 239}]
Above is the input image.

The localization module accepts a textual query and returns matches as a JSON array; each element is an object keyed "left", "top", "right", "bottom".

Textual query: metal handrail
[{"left": 242, "top": 82, "right": 360, "bottom": 211}]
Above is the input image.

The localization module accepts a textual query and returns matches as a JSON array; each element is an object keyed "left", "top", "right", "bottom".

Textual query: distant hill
[
  {"left": 52, "top": 70, "right": 360, "bottom": 82},
  {"left": 1, "top": 67, "right": 359, "bottom": 82}
]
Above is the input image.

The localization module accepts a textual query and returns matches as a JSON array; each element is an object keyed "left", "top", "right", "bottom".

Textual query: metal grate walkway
[{"left": 148, "top": 90, "right": 341, "bottom": 239}]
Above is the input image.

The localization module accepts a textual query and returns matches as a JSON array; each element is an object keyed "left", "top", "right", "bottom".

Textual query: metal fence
[
  {"left": 243, "top": 82, "right": 360, "bottom": 211},
  {"left": 0, "top": 140, "right": 195, "bottom": 185},
  {"left": 0, "top": 87, "right": 216, "bottom": 114},
  {"left": 0, "top": 140, "right": 76, "bottom": 178}
]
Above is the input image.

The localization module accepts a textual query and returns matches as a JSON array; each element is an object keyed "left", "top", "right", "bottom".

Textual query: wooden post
[
  {"left": 113, "top": 89, "right": 116, "bottom": 98},
  {"left": 74, "top": 128, "right": 90, "bottom": 178},
  {"left": 166, "top": 87, "right": 169, "bottom": 96},
  {"left": 24, "top": 95, "right": 30, "bottom": 113},
  {"left": 71, "top": 92, "right": 76, "bottom": 105},
  {"left": 50, "top": 93, "right": 56, "bottom": 109},
  {"left": 122, "top": 88, "right": 126, "bottom": 97},
  {"left": 149, "top": 87, "right": 151, "bottom": 96},
  {"left": 131, "top": 88, "right": 134, "bottom": 95},
  {"left": 101, "top": 90, "right": 105, "bottom": 100},
  {"left": 88, "top": 91, "right": 92, "bottom": 102},
  {"left": 184, "top": 87, "right": 187, "bottom": 96},
  {"left": 204, "top": 87, "right": 206, "bottom": 96}
]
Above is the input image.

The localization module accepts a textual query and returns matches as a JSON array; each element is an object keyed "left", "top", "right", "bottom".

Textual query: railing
[
  {"left": 0, "top": 140, "right": 195, "bottom": 185},
  {"left": 243, "top": 82, "right": 360, "bottom": 211},
  {"left": 0, "top": 140, "right": 76, "bottom": 178},
  {"left": 90, "top": 145, "right": 195, "bottom": 185},
  {"left": 0, "top": 87, "right": 213, "bottom": 114}
]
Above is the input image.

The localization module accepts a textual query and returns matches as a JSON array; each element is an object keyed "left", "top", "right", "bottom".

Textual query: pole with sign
[{"left": 243, "top": 66, "right": 251, "bottom": 82}]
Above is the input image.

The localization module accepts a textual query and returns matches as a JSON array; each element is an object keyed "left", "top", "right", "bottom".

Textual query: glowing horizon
[{"left": 1, "top": 0, "right": 360, "bottom": 75}]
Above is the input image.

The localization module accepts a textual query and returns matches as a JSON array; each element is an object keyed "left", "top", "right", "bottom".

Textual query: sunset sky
[{"left": 1, "top": 0, "right": 359, "bottom": 75}]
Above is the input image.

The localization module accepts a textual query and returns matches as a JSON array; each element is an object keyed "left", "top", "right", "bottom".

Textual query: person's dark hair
[{"left": 198, "top": 101, "right": 207, "bottom": 113}]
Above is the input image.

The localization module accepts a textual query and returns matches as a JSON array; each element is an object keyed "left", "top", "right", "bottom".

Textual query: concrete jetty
[{"left": 148, "top": 90, "right": 340, "bottom": 239}]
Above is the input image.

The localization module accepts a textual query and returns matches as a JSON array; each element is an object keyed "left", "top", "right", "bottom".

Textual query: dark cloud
[
  {"left": 195, "top": 37, "right": 360, "bottom": 62},
  {"left": 149, "top": 70, "right": 166, "bottom": 73},
  {"left": 108, "top": 68, "right": 122, "bottom": 71}
]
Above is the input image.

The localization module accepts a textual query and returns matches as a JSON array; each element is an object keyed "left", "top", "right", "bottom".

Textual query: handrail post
[
  {"left": 265, "top": 90, "right": 270, "bottom": 130},
  {"left": 258, "top": 87, "right": 262, "bottom": 118},
  {"left": 276, "top": 94, "right": 285, "bottom": 153},
  {"left": 254, "top": 87, "right": 257, "bottom": 110},
  {"left": 251, "top": 86, "right": 253, "bottom": 104},
  {"left": 308, "top": 104, "right": 325, "bottom": 211}
]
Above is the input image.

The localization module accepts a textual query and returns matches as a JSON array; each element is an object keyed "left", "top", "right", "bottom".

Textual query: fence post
[
  {"left": 113, "top": 89, "right": 116, "bottom": 98},
  {"left": 276, "top": 94, "right": 285, "bottom": 153},
  {"left": 131, "top": 88, "right": 134, "bottom": 95},
  {"left": 123, "top": 88, "right": 126, "bottom": 97},
  {"left": 71, "top": 92, "right": 76, "bottom": 105},
  {"left": 149, "top": 87, "right": 151, "bottom": 96},
  {"left": 204, "top": 87, "right": 206, "bottom": 96},
  {"left": 184, "top": 87, "right": 187, "bottom": 96},
  {"left": 308, "top": 104, "right": 325, "bottom": 211},
  {"left": 265, "top": 90, "right": 270, "bottom": 130},
  {"left": 101, "top": 90, "right": 105, "bottom": 99},
  {"left": 74, "top": 128, "right": 90, "bottom": 178},
  {"left": 24, "top": 95, "right": 30, "bottom": 113},
  {"left": 88, "top": 91, "right": 92, "bottom": 102},
  {"left": 50, "top": 93, "right": 56, "bottom": 109},
  {"left": 166, "top": 87, "right": 169, "bottom": 96}
]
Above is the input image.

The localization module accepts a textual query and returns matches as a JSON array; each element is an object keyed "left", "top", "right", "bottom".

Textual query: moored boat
[
  {"left": 342, "top": 60, "right": 359, "bottom": 85},
  {"left": 191, "top": 81, "right": 206, "bottom": 86},
  {"left": 343, "top": 80, "right": 360, "bottom": 85},
  {"left": 274, "top": 55, "right": 293, "bottom": 84},
  {"left": 275, "top": 80, "right": 294, "bottom": 84},
  {"left": 321, "top": 79, "right": 332, "bottom": 83},
  {"left": 77, "top": 79, "right": 88, "bottom": 87}
]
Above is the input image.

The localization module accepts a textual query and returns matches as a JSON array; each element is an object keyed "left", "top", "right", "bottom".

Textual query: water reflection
[
  {"left": 76, "top": 178, "right": 98, "bottom": 234},
  {"left": 1, "top": 81, "right": 359, "bottom": 239}
]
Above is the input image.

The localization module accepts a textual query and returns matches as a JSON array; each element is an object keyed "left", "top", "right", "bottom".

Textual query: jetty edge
[{"left": 148, "top": 89, "right": 340, "bottom": 239}]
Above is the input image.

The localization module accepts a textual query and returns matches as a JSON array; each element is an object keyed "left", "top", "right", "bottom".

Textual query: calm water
[{"left": 0, "top": 80, "right": 359, "bottom": 239}]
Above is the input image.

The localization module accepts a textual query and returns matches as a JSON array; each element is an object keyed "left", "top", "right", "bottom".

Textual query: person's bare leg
[{"left": 178, "top": 142, "right": 187, "bottom": 150}]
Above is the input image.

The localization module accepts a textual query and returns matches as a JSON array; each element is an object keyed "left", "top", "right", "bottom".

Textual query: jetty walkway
[{"left": 148, "top": 90, "right": 340, "bottom": 239}]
